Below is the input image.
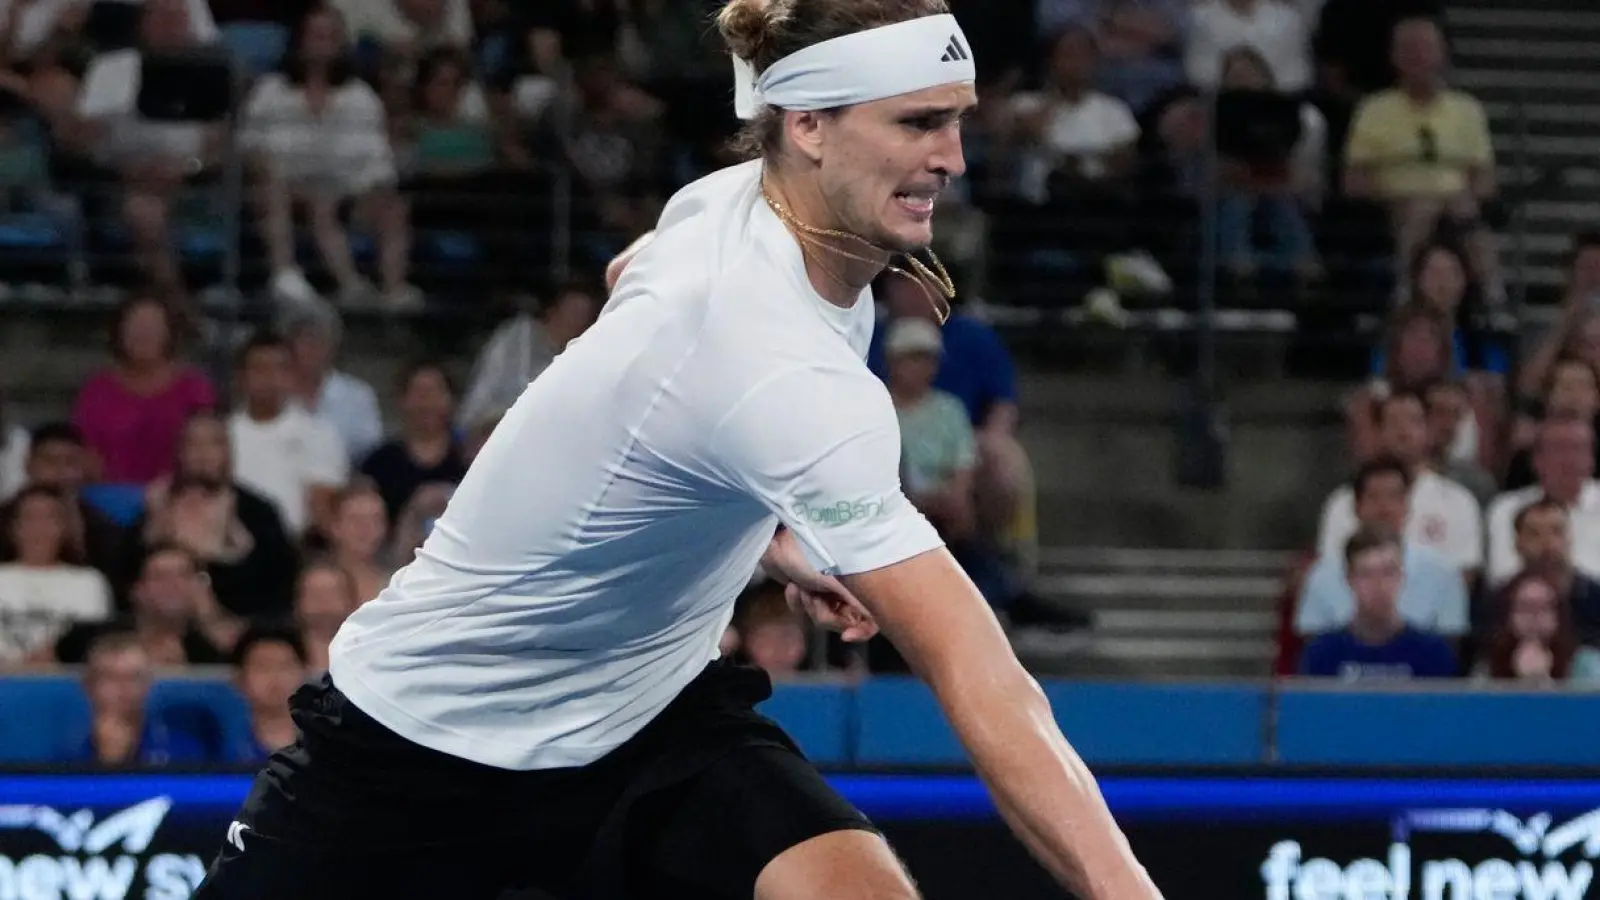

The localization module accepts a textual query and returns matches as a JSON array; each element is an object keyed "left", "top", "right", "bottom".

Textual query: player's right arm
[
  {"left": 843, "top": 552, "right": 1163, "bottom": 900},
  {"left": 712, "top": 367, "right": 1160, "bottom": 900}
]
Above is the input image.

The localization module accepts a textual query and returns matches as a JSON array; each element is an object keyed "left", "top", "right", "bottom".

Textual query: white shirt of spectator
[
  {"left": 309, "top": 370, "right": 385, "bottom": 465},
  {"left": 0, "top": 425, "right": 25, "bottom": 502},
  {"left": 242, "top": 73, "right": 396, "bottom": 198},
  {"left": 0, "top": 0, "right": 77, "bottom": 56},
  {"left": 332, "top": 0, "right": 472, "bottom": 49},
  {"left": 1184, "top": 0, "right": 1312, "bottom": 93},
  {"left": 1484, "top": 481, "right": 1600, "bottom": 587},
  {"left": 330, "top": 159, "right": 941, "bottom": 771},
  {"left": 228, "top": 405, "right": 349, "bottom": 535},
  {"left": 77, "top": 48, "right": 207, "bottom": 165},
  {"left": 1317, "top": 469, "right": 1484, "bottom": 570},
  {"left": 1007, "top": 90, "right": 1140, "bottom": 205},
  {"left": 0, "top": 564, "right": 112, "bottom": 663}
]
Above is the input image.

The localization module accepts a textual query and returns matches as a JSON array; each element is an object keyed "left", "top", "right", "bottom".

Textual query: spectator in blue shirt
[
  {"left": 1297, "top": 457, "right": 1468, "bottom": 641},
  {"left": 225, "top": 625, "right": 308, "bottom": 765},
  {"left": 1302, "top": 527, "right": 1459, "bottom": 680},
  {"left": 68, "top": 631, "right": 212, "bottom": 766},
  {"left": 868, "top": 275, "right": 1038, "bottom": 581}
]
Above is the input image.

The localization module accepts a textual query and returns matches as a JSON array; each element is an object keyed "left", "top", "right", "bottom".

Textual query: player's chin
[{"left": 876, "top": 217, "right": 934, "bottom": 254}]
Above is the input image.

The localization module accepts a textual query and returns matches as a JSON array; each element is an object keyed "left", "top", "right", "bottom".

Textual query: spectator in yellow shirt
[{"left": 1344, "top": 17, "right": 1501, "bottom": 305}]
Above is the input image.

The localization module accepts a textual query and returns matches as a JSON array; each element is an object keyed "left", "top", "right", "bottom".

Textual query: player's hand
[
  {"left": 785, "top": 580, "right": 879, "bottom": 643},
  {"left": 762, "top": 528, "right": 879, "bottom": 642}
]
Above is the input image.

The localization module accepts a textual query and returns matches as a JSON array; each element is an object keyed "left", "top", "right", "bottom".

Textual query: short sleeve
[
  {"left": 1447, "top": 488, "right": 1485, "bottom": 569},
  {"left": 1294, "top": 557, "right": 1344, "bottom": 635},
  {"left": 303, "top": 420, "right": 350, "bottom": 487},
  {"left": 1316, "top": 487, "right": 1356, "bottom": 561},
  {"left": 1102, "top": 97, "right": 1141, "bottom": 147},
  {"left": 77, "top": 52, "right": 135, "bottom": 119},
  {"left": 712, "top": 367, "right": 943, "bottom": 577}
]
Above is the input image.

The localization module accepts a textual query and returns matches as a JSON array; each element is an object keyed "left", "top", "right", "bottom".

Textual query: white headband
[{"left": 733, "top": 14, "right": 975, "bottom": 120}]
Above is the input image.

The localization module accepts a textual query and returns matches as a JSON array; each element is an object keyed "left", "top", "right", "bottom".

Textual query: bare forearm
[{"left": 936, "top": 668, "right": 1158, "bottom": 898}]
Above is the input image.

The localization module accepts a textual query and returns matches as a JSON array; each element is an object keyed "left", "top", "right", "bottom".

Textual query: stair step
[
  {"left": 1036, "top": 546, "right": 1293, "bottom": 574},
  {"left": 1456, "top": 37, "right": 1600, "bottom": 62},
  {"left": 1494, "top": 134, "right": 1600, "bottom": 160},
  {"left": 1010, "top": 630, "right": 1274, "bottom": 678},
  {"left": 1034, "top": 573, "right": 1283, "bottom": 602},
  {"left": 1093, "top": 609, "right": 1277, "bottom": 635},
  {"left": 1449, "top": 7, "right": 1600, "bottom": 32}
]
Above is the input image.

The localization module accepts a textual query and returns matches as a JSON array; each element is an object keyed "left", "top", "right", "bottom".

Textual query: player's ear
[{"left": 784, "top": 109, "right": 827, "bottom": 165}]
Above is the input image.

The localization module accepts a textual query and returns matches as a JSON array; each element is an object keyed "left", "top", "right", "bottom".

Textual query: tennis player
[{"left": 192, "top": 1, "right": 1162, "bottom": 898}]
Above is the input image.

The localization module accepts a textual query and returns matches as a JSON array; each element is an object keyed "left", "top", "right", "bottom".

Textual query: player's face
[{"left": 815, "top": 83, "right": 976, "bottom": 252}]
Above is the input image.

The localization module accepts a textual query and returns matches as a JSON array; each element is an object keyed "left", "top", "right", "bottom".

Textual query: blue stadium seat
[
  {"left": 80, "top": 483, "right": 146, "bottom": 526},
  {"left": 148, "top": 679, "right": 252, "bottom": 759},
  {"left": 221, "top": 22, "right": 290, "bottom": 77},
  {"left": 0, "top": 213, "right": 69, "bottom": 251},
  {"left": 0, "top": 678, "right": 89, "bottom": 762}
]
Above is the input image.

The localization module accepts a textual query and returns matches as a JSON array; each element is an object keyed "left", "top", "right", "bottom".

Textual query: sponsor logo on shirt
[{"left": 791, "top": 495, "right": 896, "bottom": 529}]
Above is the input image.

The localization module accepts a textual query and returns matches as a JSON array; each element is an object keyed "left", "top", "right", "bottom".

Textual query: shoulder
[
  {"left": 247, "top": 73, "right": 291, "bottom": 102},
  {"left": 74, "top": 370, "right": 116, "bottom": 400},
  {"left": 1322, "top": 484, "right": 1354, "bottom": 513},
  {"left": 1354, "top": 89, "right": 1402, "bottom": 115},
  {"left": 1406, "top": 542, "right": 1457, "bottom": 574},
  {"left": 1423, "top": 471, "right": 1480, "bottom": 509},
  {"left": 1442, "top": 90, "right": 1487, "bottom": 115},
  {"left": 930, "top": 390, "right": 971, "bottom": 420},
  {"left": 359, "top": 440, "right": 405, "bottom": 467},
  {"left": 87, "top": 48, "right": 140, "bottom": 80},
  {"left": 1486, "top": 485, "right": 1539, "bottom": 518}
]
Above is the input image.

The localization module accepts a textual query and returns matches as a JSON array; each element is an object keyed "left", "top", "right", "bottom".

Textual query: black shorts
[{"left": 192, "top": 661, "right": 875, "bottom": 900}]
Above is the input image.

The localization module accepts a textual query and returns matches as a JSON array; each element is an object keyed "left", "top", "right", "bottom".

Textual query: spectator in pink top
[{"left": 71, "top": 294, "right": 216, "bottom": 485}]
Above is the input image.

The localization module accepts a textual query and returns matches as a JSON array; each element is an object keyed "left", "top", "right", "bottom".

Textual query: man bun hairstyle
[{"left": 716, "top": 0, "right": 950, "bottom": 158}]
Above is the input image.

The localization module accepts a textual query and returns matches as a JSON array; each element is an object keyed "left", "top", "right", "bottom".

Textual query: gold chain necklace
[{"left": 764, "top": 192, "right": 955, "bottom": 325}]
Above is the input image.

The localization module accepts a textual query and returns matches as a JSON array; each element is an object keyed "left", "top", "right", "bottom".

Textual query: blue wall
[{"left": 4, "top": 675, "right": 1599, "bottom": 767}]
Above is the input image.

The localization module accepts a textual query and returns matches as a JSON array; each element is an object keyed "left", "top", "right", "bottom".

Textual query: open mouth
[{"left": 893, "top": 189, "right": 938, "bottom": 218}]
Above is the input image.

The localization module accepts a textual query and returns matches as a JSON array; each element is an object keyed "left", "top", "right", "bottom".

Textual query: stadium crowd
[{"left": 0, "top": 0, "right": 1596, "bottom": 769}]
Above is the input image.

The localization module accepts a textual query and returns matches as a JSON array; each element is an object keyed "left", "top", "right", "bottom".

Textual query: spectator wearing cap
[
  {"left": 71, "top": 293, "right": 215, "bottom": 485},
  {"left": 457, "top": 282, "right": 601, "bottom": 433},
  {"left": 1486, "top": 418, "right": 1600, "bottom": 588},
  {"left": 869, "top": 275, "right": 1038, "bottom": 584},
  {"left": 1297, "top": 457, "right": 1466, "bottom": 641},
  {"left": 1317, "top": 390, "right": 1482, "bottom": 574},
  {"left": 225, "top": 625, "right": 308, "bottom": 764},
  {"left": 284, "top": 307, "right": 384, "bottom": 465},
  {"left": 1300, "top": 526, "right": 1459, "bottom": 679},
  {"left": 229, "top": 332, "right": 349, "bottom": 537},
  {"left": 886, "top": 318, "right": 978, "bottom": 542},
  {"left": 885, "top": 317, "right": 1015, "bottom": 607},
  {"left": 1503, "top": 498, "right": 1600, "bottom": 647}
]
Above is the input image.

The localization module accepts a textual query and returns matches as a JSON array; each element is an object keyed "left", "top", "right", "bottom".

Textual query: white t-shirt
[
  {"left": 0, "top": 564, "right": 113, "bottom": 663},
  {"left": 241, "top": 74, "right": 396, "bottom": 197},
  {"left": 229, "top": 407, "right": 348, "bottom": 535},
  {"left": 1484, "top": 482, "right": 1600, "bottom": 587},
  {"left": 1185, "top": 0, "right": 1312, "bottom": 93},
  {"left": 77, "top": 49, "right": 208, "bottom": 164},
  {"left": 1007, "top": 90, "right": 1139, "bottom": 204},
  {"left": 1317, "top": 469, "right": 1484, "bottom": 570},
  {"left": 332, "top": 0, "right": 472, "bottom": 48},
  {"left": 0, "top": 0, "right": 76, "bottom": 56},
  {"left": 330, "top": 159, "right": 943, "bottom": 771}
]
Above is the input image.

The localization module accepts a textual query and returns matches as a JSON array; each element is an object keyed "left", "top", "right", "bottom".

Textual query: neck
[
  {"left": 15, "top": 552, "right": 58, "bottom": 568},
  {"left": 1349, "top": 613, "right": 1403, "bottom": 645},
  {"left": 122, "top": 359, "right": 167, "bottom": 378},
  {"left": 763, "top": 170, "right": 888, "bottom": 308},
  {"left": 889, "top": 384, "right": 927, "bottom": 406},
  {"left": 1054, "top": 82, "right": 1088, "bottom": 103},
  {"left": 336, "top": 551, "right": 376, "bottom": 573},
  {"left": 1401, "top": 77, "right": 1439, "bottom": 102},
  {"left": 135, "top": 615, "right": 186, "bottom": 640},
  {"left": 1547, "top": 482, "right": 1583, "bottom": 506},
  {"left": 1226, "top": 0, "right": 1257, "bottom": 12},
  {"left": 406, "top": 425, "right": 448, "bottom": 447},
  {"left": 247, "top": 400, "right": 284, "bottom": 422}
]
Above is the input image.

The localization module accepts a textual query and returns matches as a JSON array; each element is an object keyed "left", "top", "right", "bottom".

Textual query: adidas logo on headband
[{"left": 940, "top": 34, "right": 969, "bottom": 62}]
